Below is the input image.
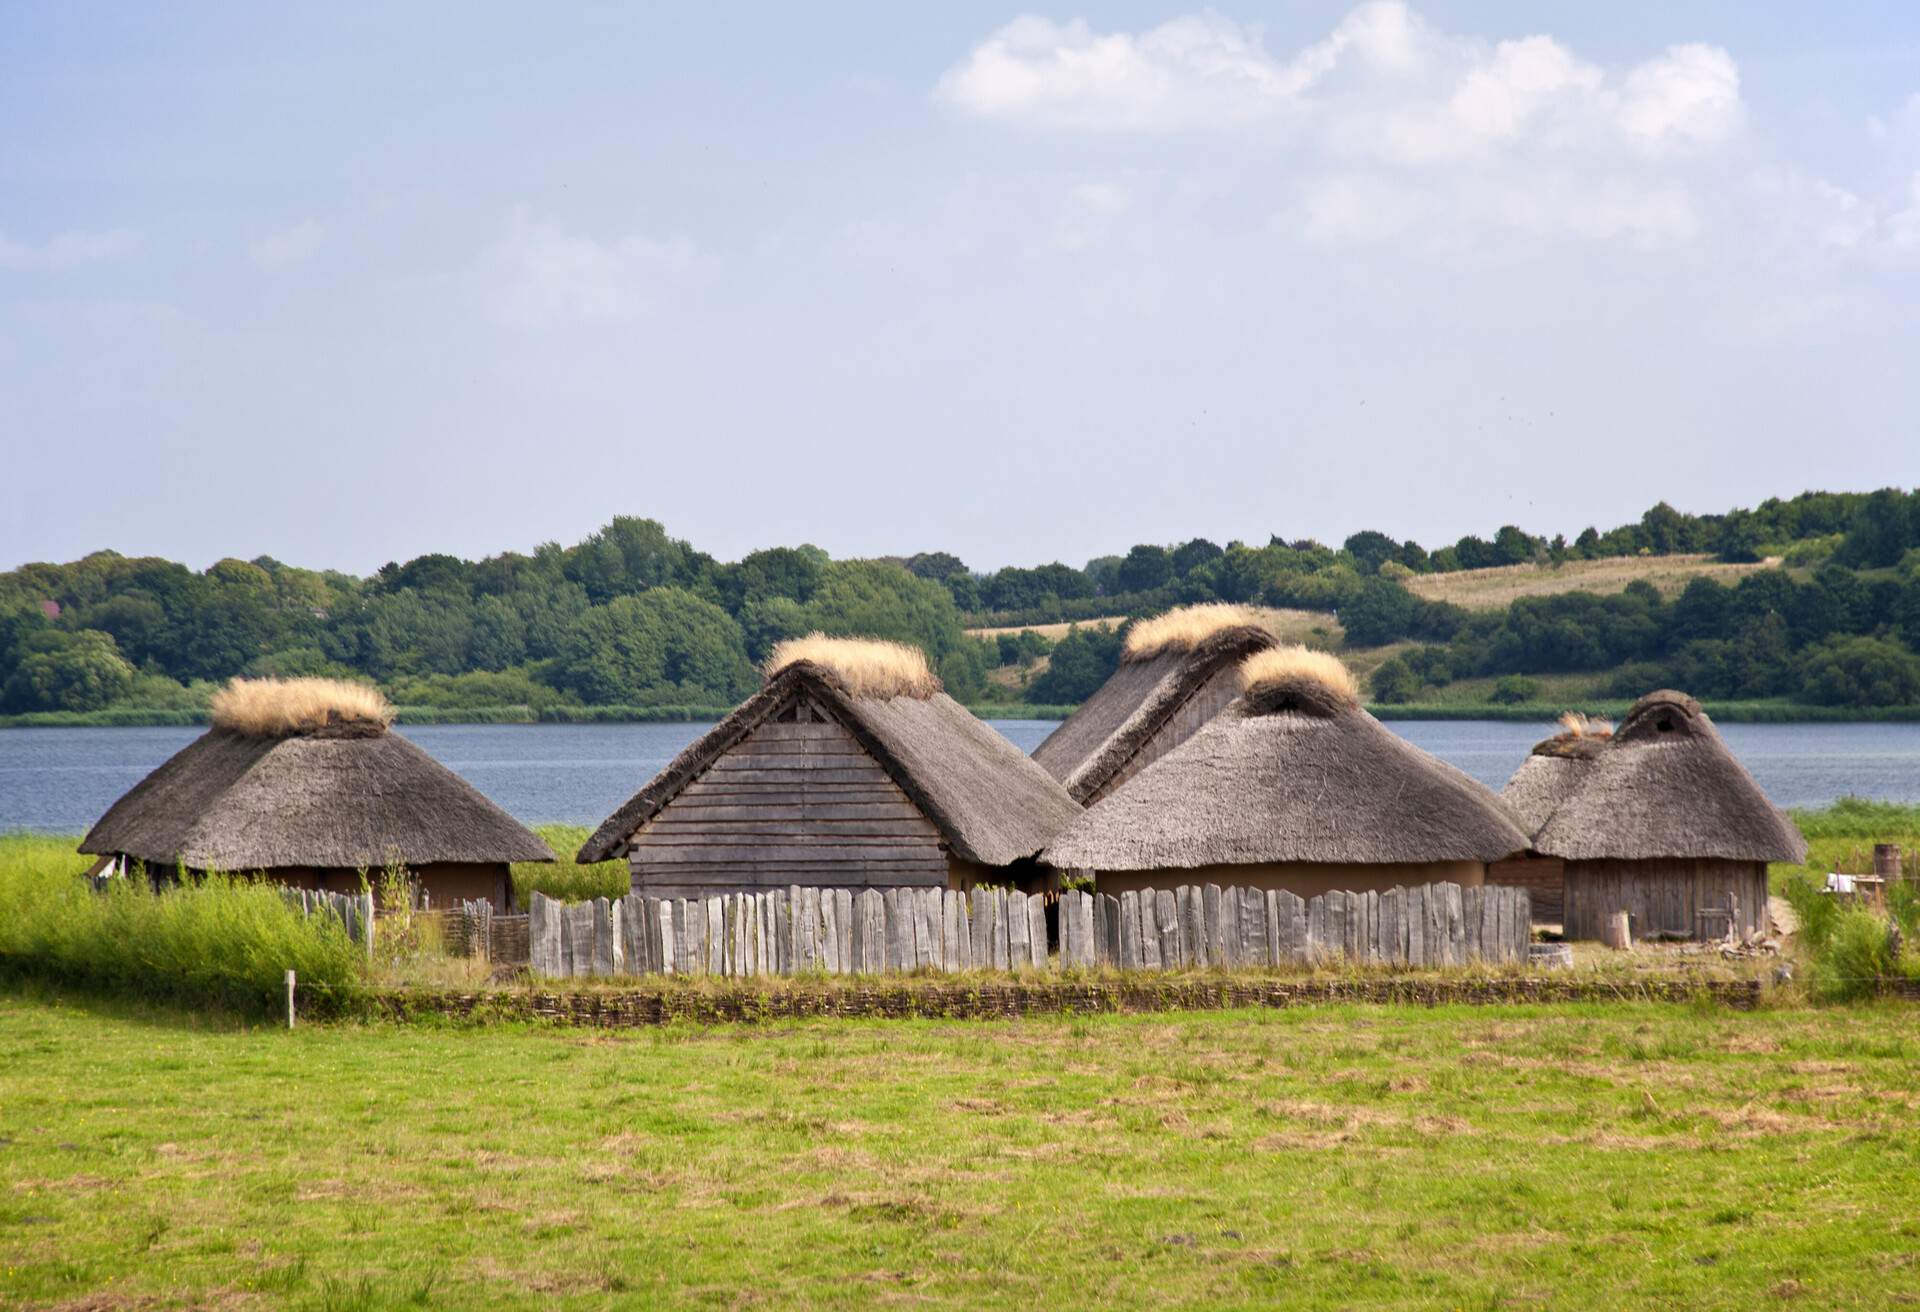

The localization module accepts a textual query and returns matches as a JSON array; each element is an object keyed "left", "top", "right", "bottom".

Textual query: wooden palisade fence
[
  {"left": 522, "top": 881, "right": 1530, "bottom": 980},
  {"left": 281, "top": 886, "right": 376, "bottom": 956}
]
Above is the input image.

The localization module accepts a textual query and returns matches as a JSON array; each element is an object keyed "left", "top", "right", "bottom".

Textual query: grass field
[
  {"left": 1404, "top": 553, "right": 1783, "bottom": 611},
  {"left": 2, "top": 992, "right": 1916, "bottom": 1310}
]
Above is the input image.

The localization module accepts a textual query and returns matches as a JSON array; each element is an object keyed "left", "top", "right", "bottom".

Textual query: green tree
[
  {"left": 552, "top": 589, "right": 755, "bottom": 706},
  {"left": 1117, "top": 545, "right": 1174, "bottom": 593},
  {"left": 1489, "top": 674, "right": 1539, "bottom": 705},
  {"left": 805, "top": 561, "right": 965, "bottom": 659},
  {"left": 1025, "top": 625, "right": 1123, "bottom": 703},
  {"left": 1799, "top": 636, "right": 1920, "bottom": 708},
  {"left": 2, "top": 630, "right": 135, "bottom": 712},
  {"left": 1368, "top": 656, "right": 1419, "bottom": 704}
]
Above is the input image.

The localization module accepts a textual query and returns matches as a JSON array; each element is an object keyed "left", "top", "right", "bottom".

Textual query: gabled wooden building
[
  {"left": 1032, "top": 604, "right": 1276, "bottom": 805},
  {"left": 576, "top": 636, "right": 1081, "bottom": 899},
  {"left": 1490, "top": 713, "right": 1611, "bottom": 924}
]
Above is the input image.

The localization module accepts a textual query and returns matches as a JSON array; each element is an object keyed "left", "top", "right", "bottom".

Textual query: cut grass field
[
  {"left": 3, "top": 992, "right": 1917, "bottom": 1310},
  {"left": 1404, "top": 553, "right": 1783, "bottom": 611}
]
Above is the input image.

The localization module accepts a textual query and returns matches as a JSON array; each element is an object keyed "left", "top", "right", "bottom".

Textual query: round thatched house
[
  {"left": 1043, "top": 648, "right": 1530, "bottom": 899},
  {"left": 1531, "top": 690, "right": 1805, "bottom": 941},
  {"left": 577, "top": 635, "right": 1082, "bottom": 899},
  {"left": 80, "top": 678, "right": 553, "bottom": 910},
  {"left": 1033, "top": 604, "right": 1277, "bottom": 805},
  {"left": 1489, "top": 713, "right": 1611, "bottom": 923}
]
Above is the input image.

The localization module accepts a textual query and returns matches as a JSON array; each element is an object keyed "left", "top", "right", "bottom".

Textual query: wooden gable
[{"left": 626, "top": 692, "right": 949, "bottom": 897}]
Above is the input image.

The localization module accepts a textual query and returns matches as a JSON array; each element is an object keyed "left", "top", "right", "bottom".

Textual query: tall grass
[
  {"left": 512, "top": 824, "right": 630, "bottom": 904},
  {"left": 0, "top": 834, "right": 365, "bottom": 1013},
  {"left": 1778, "top": 868, "right": 1920, "bottom": 1001}
]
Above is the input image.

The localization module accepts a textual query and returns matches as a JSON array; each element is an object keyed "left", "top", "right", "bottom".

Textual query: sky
[{"left": 3, "top": 2, "right": 1917, "bottom": 577}]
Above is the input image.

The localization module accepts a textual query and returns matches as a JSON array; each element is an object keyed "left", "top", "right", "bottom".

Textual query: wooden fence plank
[
  {"left": 1154, "top": 889, "right": 1179, "bottom": 969},
  {"left": 1007, "top": 890, "right": 1030, "bottom": 969},
  {"left": 1137, "top": 889, "right": 1162, "bottom": 969},
  {"left": 1027, "top": 894, "right": 1048, "bottom": 969}
]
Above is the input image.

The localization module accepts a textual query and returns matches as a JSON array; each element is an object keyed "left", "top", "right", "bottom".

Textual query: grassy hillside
[{"left": 1403, "top": 553, "right": 1783, "bottom": 611}]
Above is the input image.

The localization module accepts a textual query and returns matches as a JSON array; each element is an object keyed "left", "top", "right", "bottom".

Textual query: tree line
[{"left": 3, "top": 488, "right": 1918, "bottom": 716}]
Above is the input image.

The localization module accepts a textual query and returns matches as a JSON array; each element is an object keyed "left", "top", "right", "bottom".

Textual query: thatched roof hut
[
  {"left": 578, "top": 635, "right": 1082, "bottom": 897},
  {"left": 1032, "top": 604, "right": 1277, "bottom": 804},
  {"left": 80, "top": 679, "right": 553, "bottom": 909},
  {"left": 1043, "top": 647, "right": 1529, "bottom": 898},
  {"left": 1531, "top": 691, "right": 1805, "bottom": 941},
  {"left": 1501, "top": 713, "right": 1612, "bottom": 838}
]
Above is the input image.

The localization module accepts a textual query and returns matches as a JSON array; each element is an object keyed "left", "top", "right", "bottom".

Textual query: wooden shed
[
  {"left": 1032, "top": 605, "right": 1276, "bottom": 805},
  {"left": 1532, "top": 691, "right": 1805, "bottom": 941},
  {"left": 575, "top": 636, "right": 1082, "bottom": 899},
  {"left": 79, "top": 678, "right": 553, "bottom": 911},
  {"left": 1043, "top": 647, "right": 1530, "bottom": 900}
]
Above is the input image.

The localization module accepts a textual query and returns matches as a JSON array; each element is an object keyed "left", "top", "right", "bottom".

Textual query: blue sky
[{"left": 4, "top": 3, "right": 1917, "bottom": 575}]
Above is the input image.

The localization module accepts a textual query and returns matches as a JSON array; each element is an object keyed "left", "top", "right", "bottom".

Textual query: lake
[{"left": 3, "top": 719, "right": 1917, "bottom": 836}]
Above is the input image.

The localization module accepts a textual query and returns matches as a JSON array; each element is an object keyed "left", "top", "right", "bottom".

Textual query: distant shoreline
[{"left": 4, "top": 700, "right": 1919, "bottom": 729}]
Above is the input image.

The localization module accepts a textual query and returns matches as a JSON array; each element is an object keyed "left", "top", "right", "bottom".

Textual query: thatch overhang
[
  {"left": 1032, "top": 621, "right": 1277, "bottom": 803},
  {"left": 79, "top": 726, "right": 555, "bottom": 872},
  {"left": 1531, "top": 690, "right": 1806, "bottom": 864},
  {"left": 1042, "top": 655, "right": 1530, "bottom": 872},
  {"left": 577, "top": 659, "right": 1083, "bottom": 868}
]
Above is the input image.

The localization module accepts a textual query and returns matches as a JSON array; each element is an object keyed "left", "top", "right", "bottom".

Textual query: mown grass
[
  {"left": 1403, "top": 553, "right": 1783, "bottom": 611},
  {"left": 2, "top": 992, "right": 1918, "bottom": 1310}
]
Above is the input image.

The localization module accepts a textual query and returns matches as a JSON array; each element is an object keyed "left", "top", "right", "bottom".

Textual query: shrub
[
  {"left": 1489, "top": 675, "right": 1539, "bottom": 705},
  {"left": 0, "top": 834, "right": 365, "bottom": 1013},
  {"left": 512, "top": 824, "right": 630, "bottom": 905}
]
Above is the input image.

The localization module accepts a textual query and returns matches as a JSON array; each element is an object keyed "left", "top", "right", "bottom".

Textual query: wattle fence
[{"left": 521, "top": 881, "right": 1531, "bottom": 980}]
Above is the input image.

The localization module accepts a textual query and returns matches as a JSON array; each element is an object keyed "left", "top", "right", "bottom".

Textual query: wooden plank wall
[
  {"left": 522, "top": 882, "right": 1532, "bottom": 979},
  {"left": 1089, "top": 665, "right": 1242, "bottom": 805},
  {"left": 1562, "top": 858, "right": 1770, "bottom": 941},
  {"left": 626, "top": 697, "right": 950, "bottom": 896},
  {"left": 1487, "top": 856, "right": 1566, "bottom": 923}
]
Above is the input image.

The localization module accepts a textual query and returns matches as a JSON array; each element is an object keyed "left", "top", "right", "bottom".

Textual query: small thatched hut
[
  {"left": 1489, "top": 713, "right": 1611, "bottom": 923},
  {"left": 1532, "top": 691, "right": 1805, "bottom": 941},
  {"left": 577, "top": 635, "right": 1082, "bottom": 898},
  {"left": 1043, "top": 647, "right": 1530, "bottom": 899},
  {"left": 80, "top": 678, "right": 553, "bottom": 910},
  {"left": 1032, "top": 604, "right": 1277, "bottom": 805}
]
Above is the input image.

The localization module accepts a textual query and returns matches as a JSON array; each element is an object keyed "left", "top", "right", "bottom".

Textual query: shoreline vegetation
[{"left": 5, "top": 698, "right": 1919, "bottom": 729}]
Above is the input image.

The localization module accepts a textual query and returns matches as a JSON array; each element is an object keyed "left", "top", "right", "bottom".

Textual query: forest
[{"left": 3, "top": 488, "right": 1919, "bottom": 720}]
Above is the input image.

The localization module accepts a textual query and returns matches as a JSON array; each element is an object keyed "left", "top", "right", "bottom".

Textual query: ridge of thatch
[
  {"left": 1123, "top": 604, "right": 1270, "bottom": 662},
  {"left": 1237, "top": 646, "right": 1361, "bottom": 716},
  {"left": 1531, "top": 689, "right": 1806, "bottom": 863},
  {"left": 1032, "top": 622, "right": 1277, "bottom": 804},
  {"left": 577, "top": 661, "right": 1080, "bottom": 867},
  {"left": 210, "top": 677, "right": 393, "bottom": 738},
  {"left": 765, "top": 634, "right": 939, "bottom": 700},
  {"left": 79, "top": 727, "right": 554, "bottom": 870},
  {"left": 1043, "top": 688, "right": 1529, "bottom": 871}
]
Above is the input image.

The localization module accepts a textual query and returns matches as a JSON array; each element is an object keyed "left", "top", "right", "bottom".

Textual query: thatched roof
[
  {"left": 577, "top": 655, "right": 1082, "bottom": 867},
  {"left": 79, "top": 721, "right": 555, "bottom": 871},
  {"left": 1500, "top": 715, "right": 1612, "bottom": 839},
  {"left": 1531, "top": 690, "right": 1806, "bottom": 863},
  {"left": 1043, "top": 650, "right": 1529, "bottom": 871},
  {"left": 1032, "top": 612, "right": 1275, "bottom": 803}
]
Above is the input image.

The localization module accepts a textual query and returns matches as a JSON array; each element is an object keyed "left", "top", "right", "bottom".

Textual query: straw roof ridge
[
  {"left": 1123, "top": 604, "right": 1270, "bottom": 662},
  {"left": 80, "top": 728, "right": 554, "bottom": 870},
  {"left": 1031, "top": 622, "right": 1277, "bottom": 803},
  {"left": 1043, "top": 690, "right": 1529, "bottom": 871},
  {"left": 210, "top": 677, "right": 393, "bottom": 738},
  {"left": 577, "top": 661, "right": 1080, "bottom": 867},
  {"left": 1237, "top": 646, "right": 1361, "bottom": 716},
  {"left": 765, "top": 634, "right": 939, "bottom": 700},
  {"left": 1531, "top": 689, "right": 1805, "bottom": 863}
]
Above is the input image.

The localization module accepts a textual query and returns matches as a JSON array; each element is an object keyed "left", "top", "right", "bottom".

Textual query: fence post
[
  {"left": 362, "top": 889, "right": 376, "bottom": 963},
  {"left": 286, "top": 969, "right": 295, "bottom": 1030}
]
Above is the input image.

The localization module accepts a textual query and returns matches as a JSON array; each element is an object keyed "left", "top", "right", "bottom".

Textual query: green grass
[
  {"left": 2, "top": 992, "right": 1918, "bottom": 1309},
  {"left": 514, "top": 824, "right": 630, "bottom": 904},
  {"left": 0, "top": 834, "right": 364, "bottom": 1014}
]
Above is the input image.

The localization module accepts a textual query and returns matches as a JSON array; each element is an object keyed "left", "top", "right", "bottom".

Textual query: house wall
[
  {"left": 1562, "top": 857, "right": 1770, "bottom": 941},
  {"left": 168, "top": 862, "right": 513, "bottom": 911},
  {"left": 625, "top": 697, "right": 953, "bottom": 900},
  {"left": 1095, "top": 859, "right": 1486, "bottom": 900},
  {"left": 1487, "top": 855, "right": 1566, "bottom": 924},
  {"left": 1086, "top": 665, "right": 1242, "bottom": 806}
]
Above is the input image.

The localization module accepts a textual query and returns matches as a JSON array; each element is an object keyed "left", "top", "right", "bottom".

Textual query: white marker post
[{"left": 286, "top": 969, "right": 296, "bottom": 1029}]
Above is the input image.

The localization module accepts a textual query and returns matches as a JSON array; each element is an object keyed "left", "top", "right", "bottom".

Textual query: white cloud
[
  {"left": 477, "top": 208, "right": 697, "bottom": 327},
  {"left": 247, "top": 220, "right": 326, "bottom": 271},
  {"left": 0, "top": 228, "right": 136, "bottom": 270},
  {"left": 1616, "top": 44, "right": 1742, "bottom": 149}
]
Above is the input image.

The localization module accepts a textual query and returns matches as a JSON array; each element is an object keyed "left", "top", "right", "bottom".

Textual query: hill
[{"left": 1403, "top": 553, "right": 1782, "bottom": 611}]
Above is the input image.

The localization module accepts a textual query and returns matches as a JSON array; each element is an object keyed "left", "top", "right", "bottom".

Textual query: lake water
[{"left": 3, "top": 719, "right": 1917, "bottom": 835}]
